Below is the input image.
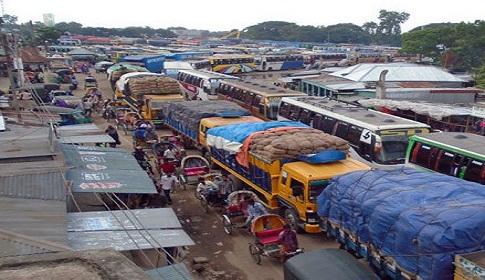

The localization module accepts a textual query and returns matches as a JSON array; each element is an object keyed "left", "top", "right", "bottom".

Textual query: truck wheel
[{"left": 285, "top": 209, "right": 304, "bottom": 233}]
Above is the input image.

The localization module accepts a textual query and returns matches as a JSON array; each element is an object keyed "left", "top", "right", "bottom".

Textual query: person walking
[
  {"left": 105, "top": 125, "right": 120, "bottom": 148},
  {"left": 278, "top": 224, "right": 299, "bottom": 263},
  {"left": 159, "top": 172, "right": 179, "bottom": 205}
]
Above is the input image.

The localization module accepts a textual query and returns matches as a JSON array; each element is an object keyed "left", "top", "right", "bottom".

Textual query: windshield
[
  {"left": 308, "top": 180, "right": 330, "bottom": 203},
  {"left": 374, "top": 136, "right": 409, "bottom": 165}
]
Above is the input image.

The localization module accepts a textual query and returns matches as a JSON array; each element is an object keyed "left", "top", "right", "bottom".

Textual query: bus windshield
[{"left": 375, "top": 136, "right": 409, "bottom": 164}]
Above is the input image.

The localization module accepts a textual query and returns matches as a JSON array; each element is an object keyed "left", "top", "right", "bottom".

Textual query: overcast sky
[{"left": 5, "top": 0, "right": 483, "bottom": 33}]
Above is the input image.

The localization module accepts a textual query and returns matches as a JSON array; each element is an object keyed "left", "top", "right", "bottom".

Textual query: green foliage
[
  {"left": 474, "top": 65, "right": 485, "bottom": 89},
  {"left": 402, "top": 21, "right": 485, "bottom": 72}
]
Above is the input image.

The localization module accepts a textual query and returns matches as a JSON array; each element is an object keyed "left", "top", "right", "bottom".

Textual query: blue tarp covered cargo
[
  {"left": 317, "top": 167, "right": 485, "bottom": 280},
  {"left": 121, "top": 54, "right": 166, "bottom": 73},
  {"left": 206, "top": 121, "right": 309, "bottom": 153}
]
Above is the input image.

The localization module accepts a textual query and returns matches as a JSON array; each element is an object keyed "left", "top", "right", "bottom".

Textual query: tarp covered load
[
  {"left": 317, "top": 167, "right": 485, "bottom": 280},
  {"left": 206, "top": 121, "right": 309, "bottom": 153},
  {"left": 207, "top": 121, "right": 350, "bottom": 166},
  {"left": 127, "top": 76, "right": 180, "bottom": 95},
  {"left": 162, "top": 100, "right": 251, "bottom": 140}
]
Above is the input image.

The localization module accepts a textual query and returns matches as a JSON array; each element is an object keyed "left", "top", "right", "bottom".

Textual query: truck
[
  {"left": 120, "top": 54, "right": 166, "bottom": 73},
  {"left": 316, "top": 167, "right": 485, "bottom": 280},
  {"left": 115, "top": 73, "right": 184, "bottom": 125},
  {"left": 161, "top": 100, "right": 257, "bottom": 150},
  {"left": 206, "top": 121, "right": 371, "bottom": 233}
]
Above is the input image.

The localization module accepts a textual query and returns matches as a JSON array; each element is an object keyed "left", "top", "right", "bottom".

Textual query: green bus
[{"left": 405, "top": 132, "right": 485, "bottom": 184}]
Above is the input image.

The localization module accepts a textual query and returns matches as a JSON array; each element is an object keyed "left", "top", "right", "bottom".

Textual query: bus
[
  {"left": 405, "top": 132, "right": 485, "bottom": 184},
  {"left": 254, "top": 54, "right": 305, "bottom": 71},
  {"left": 345, "top": 52, "right": 392, "bottom": 65},
  {"left": 202, "top": 55, "right": 255, "bottom": 74},
  {"left": 163, "top": 59, "right": 211, "bottom": 78},
  {"left": 278, "top": 96, "right": 432, "bottom": 169},
  {"left": 177, "top": 69, "right": 241, "bottom": 101},
  {"left": 304, "top": 52, "right": 348, "bottom": 68},
  {"left": 216, "top": 80, "right": 307, "bottom": 121}
]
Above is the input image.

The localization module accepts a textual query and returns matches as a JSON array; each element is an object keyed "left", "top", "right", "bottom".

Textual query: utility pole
[{"left": 0, "top": 30, "right": 21, "bottom": 121}]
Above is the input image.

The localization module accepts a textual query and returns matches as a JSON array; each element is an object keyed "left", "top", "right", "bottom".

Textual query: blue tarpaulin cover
[
  {"left": 317, "top": 167, "right": 485, "bottom": 280},
  {"left": 206, "top": 121, "right": 309, "bottom": 153}
]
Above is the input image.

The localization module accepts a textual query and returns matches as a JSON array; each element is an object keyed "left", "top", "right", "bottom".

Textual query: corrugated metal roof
[
  {"left": 0, "top": 126, "right": 58, "bottom": 160},
  {"left": 58, "top": 135, "right": 115, "bottom": 144},
  {"left": 330, "top": 63, "right": 466, "bottom": 83},
  {"left": 67, "top": 208, "right": 194, "bottom": 251},
  {"left": 68, "top": 229, "right": 194, "bottom": 251},
  {"left": 0, "top": 237, "right": 53, "bottom": 257},
  {"left": 0, "top": 169, "right": 66, "bottom": 201},
  {"left": 62, "top": 145, "right": 157, "bottom": 194},
  {"left": 0, "top": 229, "right": 70, "bottom": 258},
  {"left": 67, "top": 208, "right": 183, "bottom": 232},
  {"left": 0, "top": 197, "right": 68, "bottom": 246}
]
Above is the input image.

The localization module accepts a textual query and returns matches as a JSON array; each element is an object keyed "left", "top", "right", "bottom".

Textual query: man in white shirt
[
  {"left": 163, "top": 146, "right": 176, "bottom": 161},
  {"left": 159, "top": 173, "right": 179, "bottom": 205}
]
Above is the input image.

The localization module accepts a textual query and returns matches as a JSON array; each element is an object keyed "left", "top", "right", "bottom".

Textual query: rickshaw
[
  {"left": 222, "top": 190, "right": 260, "bottom": 235},
  {"left": 179, "top": 155, "right": 213, "bottom": 191},
  {"left": 153, "top": 141, "right": 183, "bottom": 171},
  {"left": 115, "top": 107, "right": 140, "bottom": 135},
  {"left": 248, "top": 214, "right": 304, "bottom": 264},
  {"left": 198, "top": 181, "right": 226, "bottom": 213},
  {"left": 84, "top": 76, "right": 98, "bottom": 89}
]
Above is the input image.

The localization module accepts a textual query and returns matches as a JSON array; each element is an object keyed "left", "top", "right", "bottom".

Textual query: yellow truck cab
[
  {"left": 277, "top": 158, "right": 370, "bottom": 233},
  {"left": 140, "top": 94, "right": 184, "bottom": 126}
]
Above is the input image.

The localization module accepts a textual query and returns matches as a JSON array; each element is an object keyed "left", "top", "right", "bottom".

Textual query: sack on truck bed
[{"left": 206, "top": 121, "right": 350, "bottom": 166}]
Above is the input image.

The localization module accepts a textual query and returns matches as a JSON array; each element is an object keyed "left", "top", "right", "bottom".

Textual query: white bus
[
  {"left": 254, "top": 54, "right": 305, "bottom": 71},
  {"left": 278, "top": 96, "right": 432, "bottom": 169},
  {"left": 177, "top": 69, "right": 240, "bottom": 101}
]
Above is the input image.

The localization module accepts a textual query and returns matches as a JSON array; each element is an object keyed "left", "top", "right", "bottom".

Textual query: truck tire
[{"left": 284, "top": 209, "right": 304, "bottom": 233}]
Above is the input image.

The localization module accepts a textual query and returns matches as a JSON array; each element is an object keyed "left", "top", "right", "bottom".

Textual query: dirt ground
[
  {"left": 83, "top": 71, "right": 255, "bottom": 280},
  {"left": 1, "top": 69, "right": 337, "bottom": 280}
]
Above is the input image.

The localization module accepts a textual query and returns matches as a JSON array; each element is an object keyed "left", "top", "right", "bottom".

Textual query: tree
[
  {"left": 474, "top": 65, "right": 485, "bottom": 89},
  {"left": 326, "top": 23, "right": 371, "bottom": 44},
  {"left": 375, "top": 10, "right": 410, "bottom": 46},
  {"left": 35, "top": 26, "right": 63, "bottom": 46}
]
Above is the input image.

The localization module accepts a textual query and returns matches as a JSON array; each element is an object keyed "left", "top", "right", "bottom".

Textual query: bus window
[
  {"left": 436, "top": 151, "right": 454, "bottom": 175},
  {"left": 347, "top": 125, "right": 363, "bottom": 147},
  {"left": 244, "top": 91, "right": 254, "bottom": 106},
  {"left": 413, "top": 144, "right": 432, "bottom": 168},
  {"left": 279, "top": 102, "right": 290, "bottom": 117},
  {"left": 299, "top": 109, "right": 310, "bottom": 124},
  {"left": 253, "top": 94, "right": 262, "bottom": 107},
  {"left": 234, "top": 88, "right": 243, "bottom": 101},
  {"left": 312, "top": 114, "right": 323, "bottom": 129},
  {"left": 463, "top": 160, "right": 485, "bottom": 183},
  {"left": 321, "top": 116, "right": 336, "bottom": 133},
  {"left": 334, "top": 122, "right": 349, "bottom": 138}
]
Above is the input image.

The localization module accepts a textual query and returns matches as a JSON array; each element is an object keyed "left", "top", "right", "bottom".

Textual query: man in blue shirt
[{"left": 245, "top": 197, "right": 268, "bottom": 228}]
